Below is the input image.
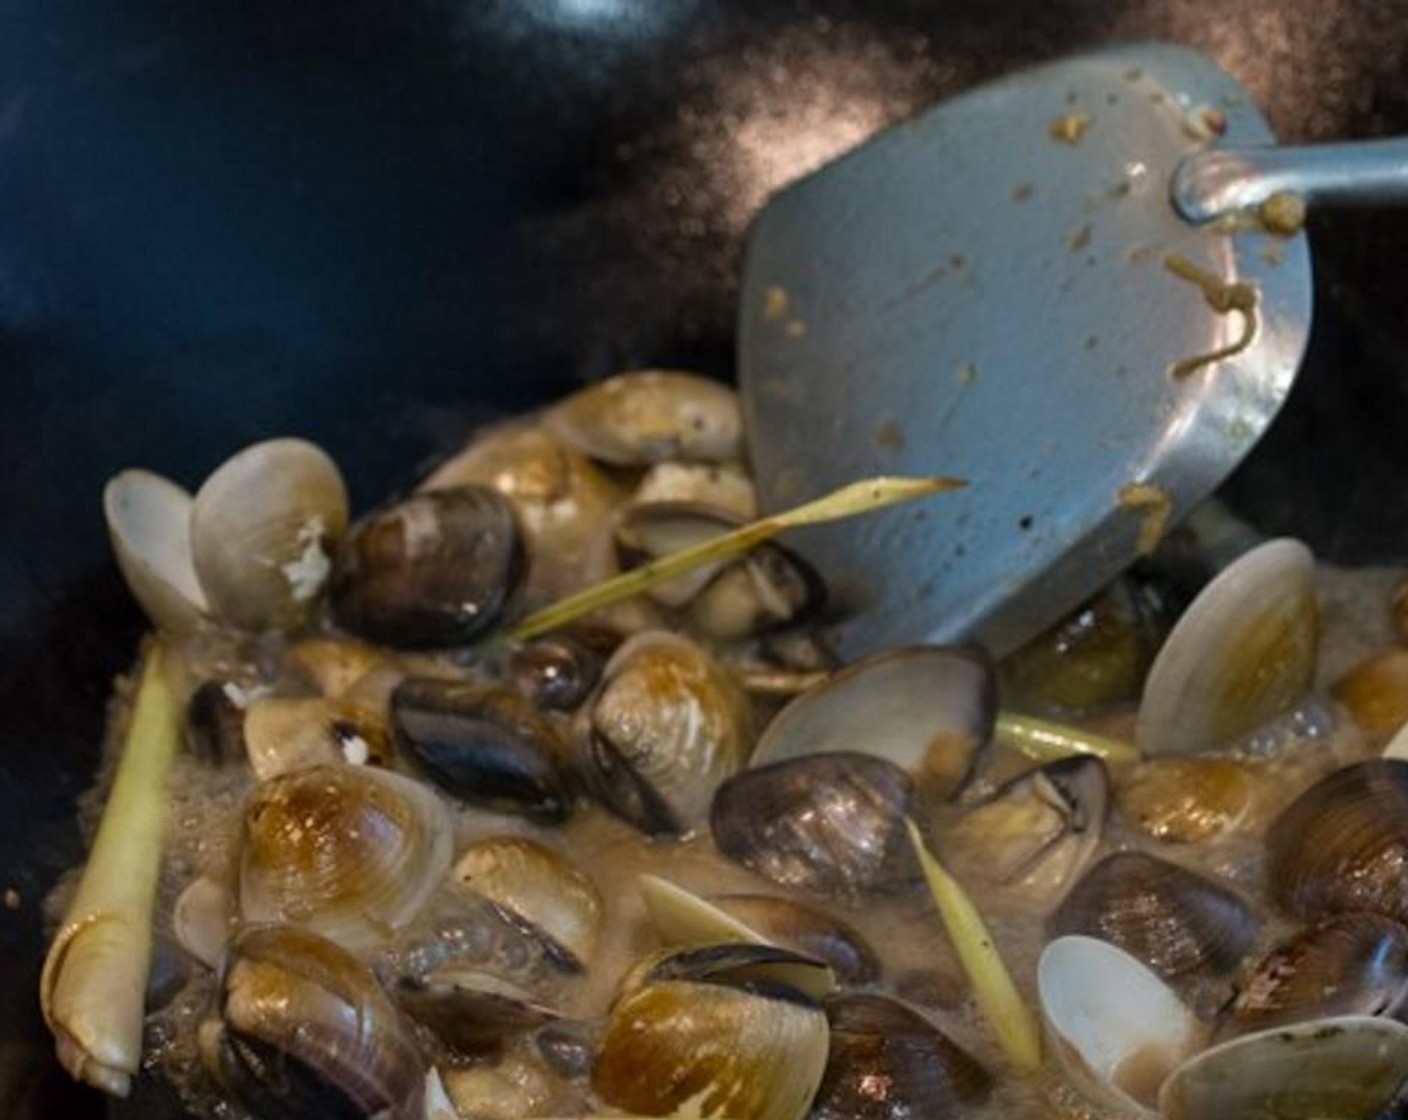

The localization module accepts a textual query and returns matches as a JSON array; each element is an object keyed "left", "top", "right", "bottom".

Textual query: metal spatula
[{"left": 740, "top": 41, "right": 1408, "bottom": 659}]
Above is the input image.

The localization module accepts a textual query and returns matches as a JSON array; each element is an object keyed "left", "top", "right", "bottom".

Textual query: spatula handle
[{"left": 1172, "top": 137, "right": 1408, "bottom": 223}]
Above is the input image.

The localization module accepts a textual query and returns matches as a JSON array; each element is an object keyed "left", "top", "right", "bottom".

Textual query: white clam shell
[
  {"left": 1158, "top": 1015, "right": 1408, "bottom": 1120},
  {"left": 1137, "top": 538, "right": 1319, "bottom": 757},
  {"left": 638, "top": 873, "right": 768, "bottom": 948},
  {"left": 191, "top": 438, "right": 348, "bottom": 631},
  {"left": 103, "top": 469, "right": 210, "bottom": 634},
  {"left": 1038, "top": 935, "right": 1203, "bottom": 1118},
  {"left": 171, "top": 875, "right": 231, "bottom": 970},
  {"left": 750, "top": 645, "right": 993, "bottom": 801}
]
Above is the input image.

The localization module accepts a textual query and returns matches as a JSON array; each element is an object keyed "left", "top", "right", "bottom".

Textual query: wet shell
[
  {"left": 283, "top": 636, "right": 391, "bottom": 700},
  {"left": 505, "top": 630, "right": 614, "bottom": 712},
  {"left": 1218, "top": 913, "right": 1408, "bottom": 1036},
  {"left": 1050, "top": 851, "right": 1258, "bottom": 981},
  {"left": 103, "top": 469, "right": 210, "bottom": 635},
  {"left": 1117, "top": 758, "right": 1255, "bottom": 844},
  {"left": 711, "top": 752, "right": 919, "bottom": 898},
  {"left": 750, "top": 645, "right": 995, "bottom": 802},
  {"left": 330, "top": 486, "right": 526, "bottom": 649},
  {"left": 1266, "top": 759, "right": 1408, "bottom": 924},
  {"left": 639, "top": 875, "right": 880, "bottom": 985},
  {"left": 1331, "top": 649, "right": 1408, "bottom": 736},
  {"left": 243, "top": 696, "right": 392, "bottom": 780},
  {"left": 394, "top": 968, "right": 560, "bottom": 1056},
  {"left": 581, "top": 631, "right": 752, "bottom": 836},
  {"left": 452, "top": 837, "right": 602, "bottom": 973},
  {"left": 191, "top": 438, "right": 349, "bottom": 632},
  {"left": 687, "top": 543, "right": 825, "bottom": 641},
  {"left": 592, "top": 944, "right": 829, "bottom": 1120},
  {"left": 809, "top": 994, "right": 991, "bottom": 1120},
  {"left": 201, "top": 925, "right": 425, "bottom": 1120},
  {"left": 183, "top": 679, "right": 248, "bottom": 767},
  {"left": 1158, "top": 1015, "right": 1408, "bottom": 1120},
  {"left": 546, "top": 369, "right": 743, "bottom": 465},
  {"left": 391, "top": 679, "right": 573, "bottom": 823},
  {"left": 1136, "top": 538, "right": 1319, "bottom": 756},
  {"left": 172, "top": 876, "right": 232, "bottom": 970},
  {"left": 238, "top": 765, "right": 453, "bottom": 953},
  {"left": 632, "top": 461, "right": 757, "bottom": 520},
  {"left": 1038, "top": 935, "right": 1203, "bottom": 1118}
]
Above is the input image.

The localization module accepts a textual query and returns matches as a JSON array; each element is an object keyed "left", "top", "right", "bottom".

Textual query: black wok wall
[{"left": 3, "top": 1, "right": 1408, "bottom": 1115}]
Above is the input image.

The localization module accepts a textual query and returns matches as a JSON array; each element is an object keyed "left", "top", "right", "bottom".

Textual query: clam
[
  {"left": 394, "top": 967, "right": 560, "bottom": 1056},
  {"left": 238, "top": 764, "right": 453, "bottom": 952},
  {"left": 183, "top": 679, "right": 248, "bottom": 766},
  {"left": 639, "top": 874, "right": 880, "bottom": 985},
  {"left": 941, "top": 755, "right": 1108, "bottom": 905},
  {"left": 711, "top": 752, "right": 919, "bottom": 898},
  {"left": 1136, "top": 538, "right": 1319, "bottom": 756},
  {"left": 591, "top": 944, "right": 830, "bottom": 1120},
  {"left": 451, "top": 837, "right": 603, "bottom": 973},
  {"left": 749, "top": 645, "right": 995, "bottom": 803},
  {"left": 1038, "top": 935, "right": 1204, "bottom": 1118},
  {"left": 505, "top": 630, "right": 614, "bottom": 712},
  {"left": 1158, "top": 1015, "right": 1408, "bottom": 1120},
  {"left": 1050, "top": 851, "right": 1258, "bottom": 981},
  {"left": 103, "top": 469, "right": 210, "bottom": 635},
  {"left": 1266, "top": 759, "right": 1408, "bottom": 924},
  {"left": 579, "top": 631, "right": 752, "bottom": 836},
  {"left": 546, "top": 369, "right": 743, "bottom": 465},
  {"left": 283, "top": 636, "right": 392, "bottom": 700},
  {"left": 632, "top": 461, "right": 758, "bottom": 519},
  {"left": 1117, "top": 757, "right": 1255, "bottom": 844},
  {"left": 243, "top": 696, "right": 392, "bottom": 779},
  {"left": 418, "top": 423, "right": 624, "bottom": 602},
  {"left": 199, "top": 925, "right": 425, "bottom": 1120},
  {"left": 392, "top": 678, "right": 573, "bottom": 822},
  {"left": 1218, "top": 913, "right": 1408, "bottom": 1036},
  {"left": 190, "top": 438, "right": 349, "bottom": 632},
  {"left": 1000, "top": 577, "right": 1167, "bottom": 715},
  {"left": 171, "top": 875, "right": 232, "bottom": 970},
  {"left": 808, "top": 993, "right": 991, "bottom": 1120},
  {"left": 330, "top": 486, "right": 526, "bottom": 648},
  {"left": 1332, "top": 649, "right": 1408, "bottom": 735}
]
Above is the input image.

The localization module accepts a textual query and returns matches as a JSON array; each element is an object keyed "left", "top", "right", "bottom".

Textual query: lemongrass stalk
[
  {"left": 511, "top": 476, "right": 962, "bottom": 641},
  {"left": 995, "top": 710, "right": 1139, "bottom": 766},
  {"left": 40, "top": 640, "right": 181, "bottom": 1097},
  {"left": 905, "top": 818, "right": 1043, "bottom": 1073}
]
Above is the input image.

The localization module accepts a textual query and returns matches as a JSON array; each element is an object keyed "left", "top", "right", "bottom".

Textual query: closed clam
[
  {"left": 238, "top": 765, "right": 453, "bottom": 952},
  {"left": 191, "top": 438, "right": 349, "bottom": 632},
  {"left": 330, "top": 486, "right": 525, "bottom": 648},
  {"left": 941, "top": 754, "right": 1108, "bottom": 904},
  {"left": 392, "top": 678, "right": 573, "bottom": 823},
  {"left": 1218, "top": 913, "right": 1408, "bottom": 1036},
  {"left": 243, "top": 696, "right": 392, "bottom": 779},
  {"left": 1050, "top": 851, "right": 1258, "bottom": 981},
  {"left": 546, "top": 369, "right": 743, "bottom": 465},
  {"left": 419, "top": 423, "right": 623, "bottom": 602},
  {"left": 103, "top": 469, "right": 210, "bottom": 635},
  {"left": 1332, "top": 649, "right": 1408, "bottom": 735},
  {"left": 1266, "top": 759, "right": 1408, "bottom": 924},
  {"left": 579, "top": 631, "right": 752, "bottom": 836},
  {"left": 639, "top": 874, "right": 880, "bottom": 985},
  {"left": 749, "top": 645, "right": 995, "bottom": 802},
  {"left": 199, "top": 925, "right": 425, "bottom": 1120},
  {"left": 591, "top": 943, "right": 830, "bottom": 1120},
  {"left": 505, "top": 630, "right": 613, "bottom": 711},
  {"left": 1136, "top": 538, "right": 1319, "bottom": 756},
  {"left": 1117, "top": 757, "right": 1255, "bottom": 844},
  {"left": 452, "top": 837, "right": 602, "bottom": 973},
  {"left": 711, "top": 752, "right": 919, "bottom": 898},
  {"left": 632, "top": 461, "right": 758, "bottom": 519},
  {"left": 809, "top": 993, "right": 991, "bottom": 1120}
]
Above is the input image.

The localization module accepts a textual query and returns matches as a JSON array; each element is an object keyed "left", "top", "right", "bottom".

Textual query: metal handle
[{"left": 1172, "top": 137, "right": 1408, "bottom": 223}]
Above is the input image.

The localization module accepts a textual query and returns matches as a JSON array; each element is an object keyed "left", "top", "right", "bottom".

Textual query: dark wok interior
[{"left": 4, "top": 1, "right": 1408, "bottom": 1115}]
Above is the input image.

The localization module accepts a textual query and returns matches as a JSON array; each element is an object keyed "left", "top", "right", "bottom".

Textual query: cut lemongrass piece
[
  {"left": 996, "top": 711, "right": 1139, "bottom": 766},
  {"left": 510, "top": 476, "right": 962, "bottom": 641},
  {"left": 40, "top": 641, "right": 182, "bottom": 1097},
  {"left": 905, "top": 818, "right": 1042, "bottom": 1073}
]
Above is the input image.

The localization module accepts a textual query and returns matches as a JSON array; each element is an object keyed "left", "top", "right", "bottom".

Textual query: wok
[{"left": 4, "top": 1, "right": 1408, "bottom": 1116}]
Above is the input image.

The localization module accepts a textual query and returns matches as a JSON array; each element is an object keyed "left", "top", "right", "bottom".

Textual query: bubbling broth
[{"left": 44, "top": 373, "right": 1408, "bottom": 1120}]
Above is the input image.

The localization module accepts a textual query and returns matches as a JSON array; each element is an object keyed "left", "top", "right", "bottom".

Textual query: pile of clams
[{"left": 53, "top": 367, "right": 1408, "bottom": 1120}]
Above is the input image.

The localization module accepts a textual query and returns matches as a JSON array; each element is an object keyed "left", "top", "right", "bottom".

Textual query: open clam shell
[
  {"left": 1158, "top": 1015, "right": 1408, "bottom": 1120},
  {"left": 394, "top": 967, "right": 561, "bottom": 1057},
  {"left": 191, "top": 438, "right": 349, "bottom": 632},
  {"left": 749, "top": 645, "right": 995, "bottom": 802},
  {"left": 103, "top": 469, "right": 210, "bottom": 635},
  {"left": 1136, "top": 538, "right": 1319, "bottom": 756},
  {"left": 243, "top": 696, "right": 392, "bottom": 780},
  {"left": 1038, "top": 935, "right": 1203, "bottom": 1118}
]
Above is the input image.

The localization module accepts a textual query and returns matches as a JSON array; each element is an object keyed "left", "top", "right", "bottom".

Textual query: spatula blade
[{"left": 740, "top": 42, "right": 1311, "bottom": 659}]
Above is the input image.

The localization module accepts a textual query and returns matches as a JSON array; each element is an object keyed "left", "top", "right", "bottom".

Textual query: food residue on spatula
[
  {"left": 1117, "top": 482, "right": 1173, "bottom": 555},
  {"left": 1161, "top": 254, "right": 1259, "bottom": 379}
]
